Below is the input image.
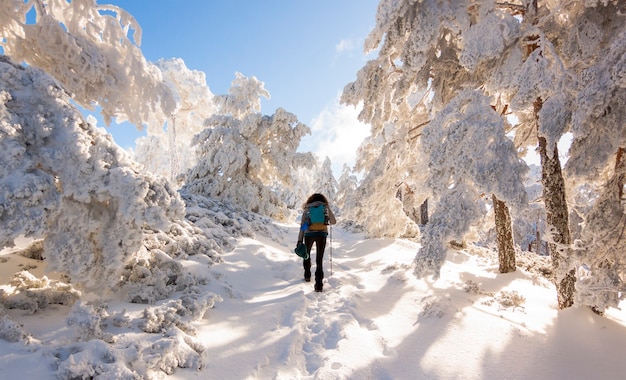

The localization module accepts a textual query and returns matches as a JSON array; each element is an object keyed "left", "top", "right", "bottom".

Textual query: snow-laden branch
[{"left": 0, "top": 0, "right": 175, "bottom": 132}]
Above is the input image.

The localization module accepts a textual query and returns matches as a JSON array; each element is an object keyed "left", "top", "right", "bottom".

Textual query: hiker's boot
[
  {"left": 314, "top": 269, "right": 324, "bottom": 291},
  {"left": 314, "top": 281, "right": 323, "bottom": 292}
]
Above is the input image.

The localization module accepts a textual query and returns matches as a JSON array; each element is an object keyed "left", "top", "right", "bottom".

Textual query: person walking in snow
[{"left": 297, "top": 193, "right": 336, "bottom": 292}]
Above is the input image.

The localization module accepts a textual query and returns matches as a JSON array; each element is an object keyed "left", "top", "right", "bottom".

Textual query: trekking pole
[{"left": 330, "top": 225, "right": 333, "bottom": 276}]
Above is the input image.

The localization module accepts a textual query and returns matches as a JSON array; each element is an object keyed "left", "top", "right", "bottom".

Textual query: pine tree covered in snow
[
  {"left": 214, "top": 72, "right": 270, "bottom": 119},
  {"left": 183, "top": 75, "right": 312, "bottom": 220},
  {"left": 347, "top": 129, "right": 423, "bottom": 238}
]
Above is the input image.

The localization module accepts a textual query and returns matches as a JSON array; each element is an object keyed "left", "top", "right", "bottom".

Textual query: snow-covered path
[
  {"left": 5, "top": 222, "right": 626, "bottom": 379},
  {"left": 172, "top": 224, "right": 626, "bottom": 380},
  {"left": 172, "top": 225, "right": 423, "bottom": 379}
]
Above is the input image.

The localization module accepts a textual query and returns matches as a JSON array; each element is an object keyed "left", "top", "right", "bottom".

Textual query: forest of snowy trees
[
  {"left": 341, "top": 0, "right": 626, "bottom": 312},
  {"left": 1, "top": 0, "right": 625, "bottom": 333}
]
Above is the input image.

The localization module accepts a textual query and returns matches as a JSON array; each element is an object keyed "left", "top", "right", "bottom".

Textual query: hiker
[{"left": 297, "top": 193, "right": 336, "bottom": 292}]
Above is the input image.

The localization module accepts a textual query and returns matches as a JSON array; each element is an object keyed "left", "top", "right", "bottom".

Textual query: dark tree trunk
[
  {"left": 420, "top": 199, "right": 429, "bottom": 225},
  {"left": 535, "top": 98, "right": 575, "bottom": 309},
  {"left": 493, "top": 194, "right": 516, "bottom": 273}
]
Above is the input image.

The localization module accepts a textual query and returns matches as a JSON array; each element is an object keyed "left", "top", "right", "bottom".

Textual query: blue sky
[{"left": 100, "top": 0, "right": 378, "bottom": 175}]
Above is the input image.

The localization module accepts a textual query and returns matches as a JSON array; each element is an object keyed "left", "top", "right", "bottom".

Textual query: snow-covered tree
[
  {"left": 344, "top": 0, "right": 626, "bottom": 309},
  {"left": 279, "top": 154, "right": 336, "bottom": 215},
  {"left": 313, "top": 157, "right": 338, "bottom": 204},
  {"left": 335, "top": 164, "right": 358, "bottom": 214},
  {"left": 503, "top": 0, "right": 626, "bottom": 309},
  {"left": 182, "top": 74, "right": 314, "bottom": 220},
  {"left": 559, "top": 2, "right": 626, "bottom": 312},
  {"left": 135, "top": 58, "right": 216, "bottom": 181},
  {"left": 133, "top": 135, "right": 171, "bottom": 179},
  {"left": 340, "top": 56, "right": 434, "bottom": 237},
  {"left": 574, "top": 155, "right": 626, "bottom": 313},
  {"left": 342, "top": 1, "right": 527, "bottom": 269},
  {"left": 278, "top": 153, "right": 318, "bottom": 211},
  {"left": 416, "top": 91, "right": 528, "bottom": 277},
  {"left": 0, "top": 0, "right": 175, "bottom": 132},
  {"left": 214, "top": 72, "right": 270, "bottom": 118},
  {"left": 511, "top": 164, "right": 547, "bottom": 255},
  {"left": 343, "top": 126, "right": 423, "bottom": 238},
  {"left": 0, "top": 57, "right": 220, "bottom": 294},
  {"left": 183, "top": 103, "right": 311, "bottom": 220}
]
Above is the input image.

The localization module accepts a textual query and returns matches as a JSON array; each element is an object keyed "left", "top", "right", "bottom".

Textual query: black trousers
[{"left": 303, "top": 235, "right": 326, "bottom": 285}]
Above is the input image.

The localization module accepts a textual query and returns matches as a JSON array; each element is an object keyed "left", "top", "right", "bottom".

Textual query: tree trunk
[
  {"left": 492, "top": 194, "right": 516, "bottom": 273},
  {"left": 535, "top": 98, "right": 575, "bottom": 309},
  {"left": 420, "top": 199, "right": 429, "bottom": 225},
  {"left": 536, "top": 228, "right": 541, "bottom": 255},
  {"left": 616, "top": 147, "right": 624, "bottom": 174},
  {"left": 168, "top": 115, "right": 180, "bottom": 182}
]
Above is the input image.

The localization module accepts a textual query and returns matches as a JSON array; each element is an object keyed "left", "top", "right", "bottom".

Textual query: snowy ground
[{"left": 2, "top": 222, "right": 626, "bottom": 379}]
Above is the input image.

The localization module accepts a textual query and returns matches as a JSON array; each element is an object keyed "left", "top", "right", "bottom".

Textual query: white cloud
[
  {"left": 304, "top": 96, "right": 370, "bottom": 177},
  {"left": 335, "top": 38, "right": 355, "bottom": 55}
]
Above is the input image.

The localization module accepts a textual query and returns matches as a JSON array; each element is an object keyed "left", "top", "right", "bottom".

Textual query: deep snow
[{"left": 2, "top": 222, "right": 626, "bottom": 379}]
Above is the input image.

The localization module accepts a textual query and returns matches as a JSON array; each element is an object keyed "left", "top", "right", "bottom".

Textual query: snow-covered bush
[
  {"left": 183, "top": 192, "right": 286, "bottom": 242},
  {"left": 120, "top": 223, "right": 219, "bottom": 304},
  {"left": 57, "top": 292, "right": 218, "bottom": 378},
  {"left": 0, "top": 315, "right": 29, "bottom": 343},
  {"left": 335, "top": 164, "right": 358, "bottom": 213},
  {"left": 0, "top": 56, "right": 218, "bottom": 298},
  {"left": 55, "top": 339, "right": 139, "bottom": 380},
  {"left": 66, "top": 301, "right": 111, "bottom": 342},
  {"left": 145, "top": 328, "right": 205, "bottom": 375},
  {"left": 1, "top": 271, "right": 80, "bottom": 314}
]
